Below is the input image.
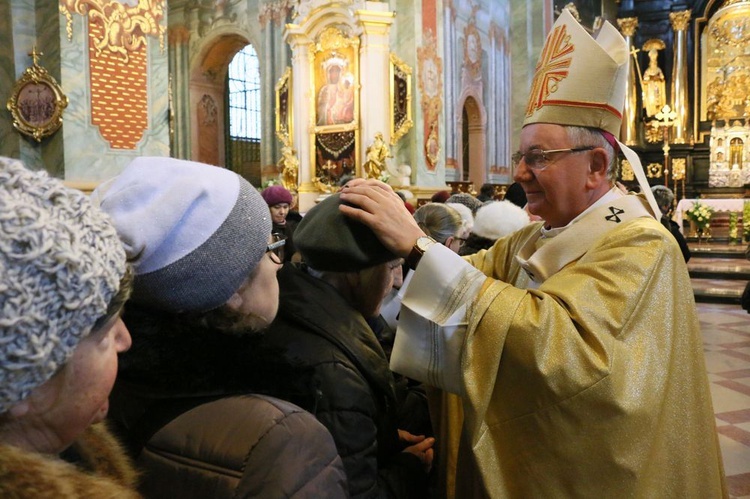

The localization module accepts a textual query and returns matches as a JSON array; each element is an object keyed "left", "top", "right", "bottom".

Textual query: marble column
[
  {"left": 488, "top": 24, "right": 497, "bottom": 176},
  {"left": 258, "top": 1, "right": 295, "bottom": 175},
  {"left": 284, "top": 27, "right": 316, "bottom": 211},
  {"left": 670, "top": 10, "right": 691, "bottom": 145},
  {"left": 261, "top": 17, "right": 276, "bottom": 168},
  {"left": 356, "top": 3, "right": 395, "bottom": 161},
  {"left": 443, "top": 1, "right": 457, "bottom": 176},
  {"left": 168, "top": 25, "right": 191, "bottom": 159},
  {"left": 617, "top": 17, "right": 639, "bottom": 146}
]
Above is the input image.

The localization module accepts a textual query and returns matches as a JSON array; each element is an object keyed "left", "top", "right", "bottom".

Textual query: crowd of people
[{"left": 0, "top": 10, "right": 726, "bottom": 499}]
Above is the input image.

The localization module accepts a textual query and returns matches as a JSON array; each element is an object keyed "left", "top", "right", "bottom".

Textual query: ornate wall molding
[
  {"left": 59, "top": 0, "right": 166, "bottom": 61},
  {"left": 463, "top": 20, "right": 482, "bottom": 81},
  {"left": 418, "top": 29, "right": 443, "bottom": 170},
  {"left": 259, "top": 0, "right": 295, "bottom": 28}
]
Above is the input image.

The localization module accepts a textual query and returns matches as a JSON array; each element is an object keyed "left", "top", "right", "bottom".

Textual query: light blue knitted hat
[
  {"left": 95, "top": 157, "right": 271, "bottom": 313},
  {"left": 0, "top": 157, "right": 126, "bottom": 413}
]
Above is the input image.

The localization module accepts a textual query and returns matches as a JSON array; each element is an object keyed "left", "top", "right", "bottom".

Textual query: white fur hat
[
  {"left": 472, "top": 201, "right": 530, "bottom": 240},
  {"left": 95, "top": 157, "right": 271, "bottom": 313},
  {"left": 0, "top": 157, "right": 126, "bottom": 413},
  {"left": 445, "top": 202, "right": 474, "bottom": 232}
]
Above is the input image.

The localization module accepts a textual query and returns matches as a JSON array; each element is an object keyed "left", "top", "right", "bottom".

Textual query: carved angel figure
[
  {"left": 363, "top": 132, "right": 392, "bottom": 179},
  {"left": 278, "top": 145, "right": 299, "bottom": 192}
]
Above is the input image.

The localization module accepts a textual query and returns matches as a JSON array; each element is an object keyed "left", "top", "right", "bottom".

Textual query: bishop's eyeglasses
[
  {"left": 511, "top": 146, "right": 595, "bottom": 172},
  {"left": 266, "top": 234, "right": 286, "bottom": 264}
]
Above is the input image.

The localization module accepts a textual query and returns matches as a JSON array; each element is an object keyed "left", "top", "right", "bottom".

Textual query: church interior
[{"left": 2, "top": 0, "right": 750, "bottom": 495}]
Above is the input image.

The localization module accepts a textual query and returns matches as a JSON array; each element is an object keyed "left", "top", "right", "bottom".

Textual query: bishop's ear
[{"left": 586, "top": 147, "right": 611, "bottom": 180}]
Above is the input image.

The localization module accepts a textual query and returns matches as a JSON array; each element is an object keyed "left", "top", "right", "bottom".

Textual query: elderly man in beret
[
  {"left": 239, "top": 193, "right": 435, "bottom": 498},
  {"left": 339, "top": 9, "right": 726, "bottom": 499}
]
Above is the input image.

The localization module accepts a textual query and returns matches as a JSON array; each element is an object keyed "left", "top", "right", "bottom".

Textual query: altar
[{"left": 674, "top": 198, "right": 745, "bottom": 234}]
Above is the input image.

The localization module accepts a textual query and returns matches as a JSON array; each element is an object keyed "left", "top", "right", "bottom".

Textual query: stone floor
[
  {"left": 701, "top": 302, "right": 750, "bottom": 498},
  {"left": 688, "top": 241, "right": 750, "bottom": 497}
]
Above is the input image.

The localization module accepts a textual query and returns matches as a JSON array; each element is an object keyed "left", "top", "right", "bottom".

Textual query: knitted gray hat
[
  {"left": 0, "top": 157, "right": 126, "bottom": 413},
  {"left": 295, "top": 193, "right": 396, "bottom": 272},
  {"left": 446, "top": 193, "right": 484, "bottom": 215},
  {"left": 95, "top": 157, "right": 271, "bottom": 313}
]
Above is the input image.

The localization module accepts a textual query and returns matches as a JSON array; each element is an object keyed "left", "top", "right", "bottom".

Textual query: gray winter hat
[
  {"left": 95, "top": 157, "right": 271, "bottom": 313},
  {"left": 0, "top": 157, "right": 126, "bottom": 413}
]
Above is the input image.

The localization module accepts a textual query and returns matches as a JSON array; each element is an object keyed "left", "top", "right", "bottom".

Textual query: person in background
[
  {"left": 396, "top": 190, "right": 416, "bottom": 215},
  {"left": 339, "top": 9, "right": 725, "bottom": 497},
  {"left": 503, "top": 181, "right": 543, "bottom": 223},
  {"left": 651, "top": 185, "right": 691, "bottom": 262},
  {"left": 502, "top": 181, "right": 527, "bottom": 208},
  {"left": 96, "top": 157, "right": 348, "bottom": 498},
  {"left": 476, "top": 183, "right": 495, "bottom": 202},
  {"left": 262, "top": 184, "right": 299, "bottom": 262},
  {"left": 430, "top": 190, "right": 451, "bottom": 203},
  {"left": 0, "top": 157, "right": 137, "bottom": 497},
  {"left": 413, "top": 203, "right": 470, "bottom": 255},
  {"left": 459, "top": 200, "right": 530, "bottom": 256},
  {"left": 446, "top": 192, "right": 483, "bottom": 216},
  {"left": 445, "top": 202, "right": 474, "bottom": 229}
]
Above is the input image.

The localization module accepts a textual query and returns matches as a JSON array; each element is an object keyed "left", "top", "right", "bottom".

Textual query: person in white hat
[{"left": 338, "top": 9, "right": 726, "bottom": 498}]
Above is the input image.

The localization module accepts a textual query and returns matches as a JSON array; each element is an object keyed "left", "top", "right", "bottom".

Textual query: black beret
[{"left": 295, "top": 193, "right": 396, "bottom": 272}]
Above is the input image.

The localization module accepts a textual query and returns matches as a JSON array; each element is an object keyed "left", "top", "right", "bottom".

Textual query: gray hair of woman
[{"left": 413, "top": 203, "right": 467, "bottom": 246}]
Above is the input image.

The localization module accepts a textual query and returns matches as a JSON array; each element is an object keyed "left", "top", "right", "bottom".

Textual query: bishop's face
[{"left": 513, "top": 123, "right": 594, "bottom": 228}]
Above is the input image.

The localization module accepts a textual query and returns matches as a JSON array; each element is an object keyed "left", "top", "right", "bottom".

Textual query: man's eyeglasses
[
  {"left": 511, "top": 146, "right": 595, "bottom": 171},
  {"left": 454, "top": 236, "right": 467, "bottom": 248},
  {"left": 266, "top": 234, "right": 286, "bottom": 264}
]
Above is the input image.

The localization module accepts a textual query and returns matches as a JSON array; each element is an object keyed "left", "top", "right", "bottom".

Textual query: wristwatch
[{"left": 406, "top": 236, "right": 437, "bottom": 270}]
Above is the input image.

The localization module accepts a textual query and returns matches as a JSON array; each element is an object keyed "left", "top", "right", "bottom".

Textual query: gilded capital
[
  {"left": 617, "top": 17, "right": 638, "bottom": 37},
  {"left": 669, "top": 10, "right": 692, "bottom": 31}
]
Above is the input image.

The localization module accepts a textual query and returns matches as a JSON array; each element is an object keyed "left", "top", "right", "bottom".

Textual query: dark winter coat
[
  {"left": 112, "top": 263, "right": 428, "bottom": 498},
  {"left": 661, "top": 215, "right": 691, "bottom": 262},
  {"left": 111, "top": 303, "right": 349, "bottom": 498},
  {"left": 134, "top": 394, "right": 348, "bottom": 498},
  {"left": 263, "top": 264, "right": 429, "bottom": 498},
  {"left": 274, "top": 218, "right": 299, "bottom": 262}
]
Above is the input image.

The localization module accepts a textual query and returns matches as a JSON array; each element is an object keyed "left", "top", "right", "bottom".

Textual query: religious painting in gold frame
[
  {"left": 275, "top": 67, "right": 292, "bottom": 146},
  {"left": 389, "top": 53, "right": 413, "bottom": 145},
  {"left": 312, "top": 27, "right": 359, "bottom": 132},
  {"left": 7, "top": 52, "right": 68, "bottom": 142},
  {"left": 310, "top": 26, "right": 360, "bottom": 190}
]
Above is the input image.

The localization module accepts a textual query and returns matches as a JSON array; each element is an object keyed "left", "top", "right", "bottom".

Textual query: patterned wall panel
[{"left": 88, "top": 22, "right": 148, "bottom": 149}]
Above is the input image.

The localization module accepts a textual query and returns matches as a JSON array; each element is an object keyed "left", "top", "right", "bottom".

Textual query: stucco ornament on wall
[{"left": 59, "top": 0, "right": 166, "bottom": 62}]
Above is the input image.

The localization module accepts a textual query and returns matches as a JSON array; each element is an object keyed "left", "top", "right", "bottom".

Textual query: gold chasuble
[{"left": 436, "top": 201, "right": 726, "bottom": 497}]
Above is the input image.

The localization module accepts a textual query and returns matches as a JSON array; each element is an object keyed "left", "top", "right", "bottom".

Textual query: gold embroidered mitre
[{"left": 524, "top": 9, "right": 629, "bottom": 136}]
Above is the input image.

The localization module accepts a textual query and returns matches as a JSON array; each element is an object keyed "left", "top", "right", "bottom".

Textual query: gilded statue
[
  {"left": 641, "top": 39, "right": 666, "bottom": 117},
  {"left": 363, "top": 132, "right": 392, "bottom": 179},
  {"left": 278, "top": 145, "right": 299, "bottom": 192}
]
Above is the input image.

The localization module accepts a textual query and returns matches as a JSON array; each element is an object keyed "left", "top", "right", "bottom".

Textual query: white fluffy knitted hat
[
  {"left": 0, "top": 157, "right": 126, "bottom": 413},
  {"left": 94, "top": 157, "right": 271, "bottom": 313},
  {"left": 472, "top": 201, "right": 531, "bottom": 240}
]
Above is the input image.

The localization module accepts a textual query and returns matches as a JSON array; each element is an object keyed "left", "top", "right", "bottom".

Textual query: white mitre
[{"left": 524, "top": 9, "right": 659, "bottom": 217}]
